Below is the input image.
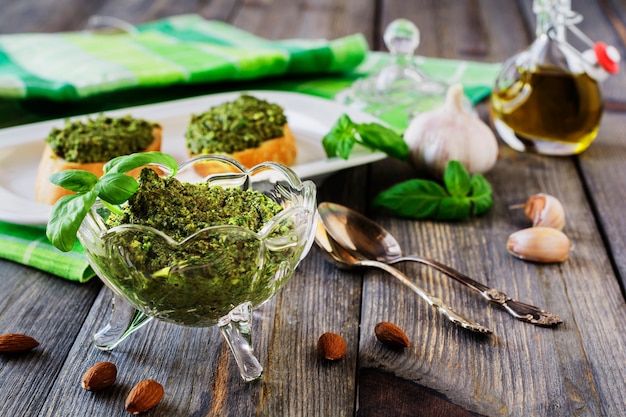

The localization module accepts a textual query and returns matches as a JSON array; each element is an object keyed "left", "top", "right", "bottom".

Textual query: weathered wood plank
[
  {"left": 0, "top": 261, "right": 101, "bottom": 416},
  {"left": 578, "top": 111, "right": 626, "bottom": 294},
  {"left": 575, "top": 1, "right": 626, "bottom": 291},
  {"left": 257, "top": 250, "right": 360, "bottom": 416},
  {"left": 39, "top": 285, "right": 274, "bottom": 416},
  {"left": 94, "top": 0, "right": 240, "bottom": 26},
  {"left": 254, "top": 167, "right": 370, "bottom": 415},
  {"left": 233, "top": 0, "right": 375, "bottom": 41},
  {"left": 574, "top": 0, "right": 626, "bottom": 104},
  {"left": 0, "top": 0, "right": 105, "bottom": 33},
  {"left": 0, "top": 0, "right": 242, "bottom": 34},
  {"left": 357, "top": 368, "right": 487, "bottom": 417},
  {"left": 379, "top": 0, "right": 530, "bottom": 61}
]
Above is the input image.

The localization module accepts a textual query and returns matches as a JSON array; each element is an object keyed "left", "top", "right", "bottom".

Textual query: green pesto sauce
[
  {"left": 185, "top": 94, "right": 288, "bottom": 155},
  {"left": 46, "top": 114, "right": 158, "bottom": 163},
  {"left": 107, "top": 169, "right": 284, "bottom": 237},
  {"left": 98, "top": 169, "right": 298, "bottom": 326}
]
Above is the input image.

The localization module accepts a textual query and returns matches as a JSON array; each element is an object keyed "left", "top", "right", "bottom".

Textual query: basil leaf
[
  {"left": 322, "top": 114, "right": 357, "bottom": 159},
  {"left": 356, "top": 123, "right": 409, "bottom": 160},
  {"left": 436, "top": 196, "right": 471, "bottom": 220},
  {"left": 46, "top": 190, "right": 97, "bottom": 252},
  {"left": 443, "top": 160, "right": 471, "bottom": 198},
  {"left": 336, "top": 134, "right": 357, "bottom": 159},
  {"left": 95, "top": 173, "right": 139, "bottom": 204},
  {"left": 468, "top": 174, "right": 493, "bottom": 215},
  {"left": 373, "top": 160, "right": 493, "bottom": 221},
  {"left": 323, "top": 114, "right": 408, "bottom": 161},
  {"left": 373, "top": 179, "right": 448, "bottom": 219},
  {"left": 104, "top": 151, "right": 178, "bottom": 177},
  {"left": 49, "top": 170, "right": 98, "bottom": 193}
]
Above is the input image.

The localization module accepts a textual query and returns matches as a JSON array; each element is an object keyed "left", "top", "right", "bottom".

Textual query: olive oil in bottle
[
  {"left": 491, "top": 65, "right": 603, "bottom": 155},
  {"left": 491, "top": 0, "right": 619, "bottom": 156}
]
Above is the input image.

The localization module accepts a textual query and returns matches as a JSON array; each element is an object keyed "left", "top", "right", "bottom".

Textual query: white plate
[{"left": 0, "top": 90, "right": 386, "bottom": 225}]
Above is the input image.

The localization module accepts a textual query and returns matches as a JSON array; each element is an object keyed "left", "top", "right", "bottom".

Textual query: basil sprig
[
  {"left": 373, "top": 161, "right": 492, "bottom": 220},
  {"left": 46, "top": 152, "right": 178, "bottom": 252},
  {"left": 322, "top": 114, "right": 493, "bottom": 221},
  {"left": 322, "top": 114, "right": 409, "bottom": 161}
]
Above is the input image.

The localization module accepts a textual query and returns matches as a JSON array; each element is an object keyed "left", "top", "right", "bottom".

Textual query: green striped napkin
[
  {"left": 263, "top": 51, "right": 501, "bottom": 129},
  {"left": 0, "top": 14, "right": 367, "bottom": 100},
  {"left": 0, "top": 221, "right": 93, "bottom": 282}
]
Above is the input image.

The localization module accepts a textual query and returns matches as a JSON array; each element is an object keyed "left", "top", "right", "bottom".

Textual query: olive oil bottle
[
  {"left": 491, "top": 0, "right": 619, "bottom": 155},
  {"left": 491, "top": 66, "right": 603, "bottom": 155}
]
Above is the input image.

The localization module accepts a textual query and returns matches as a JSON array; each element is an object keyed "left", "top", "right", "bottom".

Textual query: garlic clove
[
  {"left": 507, "top": 226, "right": 570, "bottom": 263},
  {"left": 522, "top": 193, "right": 566, "bottom": 230}
]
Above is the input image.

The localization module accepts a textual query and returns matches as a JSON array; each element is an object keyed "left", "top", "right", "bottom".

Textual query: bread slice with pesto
[
  {"left": 35, "top": 115, "right": 162, "bottom": 205},
  {"left": 185, "top": 94, "right": 297, "bottom": 175}
]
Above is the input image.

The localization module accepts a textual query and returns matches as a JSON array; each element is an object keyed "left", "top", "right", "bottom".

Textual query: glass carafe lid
[{"left": 335, "top": 19, "right": 447, "bottom": 127}]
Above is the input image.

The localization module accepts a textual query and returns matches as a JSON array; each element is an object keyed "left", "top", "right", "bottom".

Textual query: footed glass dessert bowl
[{"left": 77, "top": 155, "right": 317, "bottom": 381}]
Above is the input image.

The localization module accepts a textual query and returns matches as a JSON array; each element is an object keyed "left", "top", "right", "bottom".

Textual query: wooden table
[{"left": 1, "top": 1, "right": 625, "bottom": 416}]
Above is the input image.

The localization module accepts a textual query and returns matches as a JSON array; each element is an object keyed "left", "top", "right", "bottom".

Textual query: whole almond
[
  {"left": 0, "top": 333, "right": 40, "bottom": 353},
  {"left": 81, "top": 361, "right": 117, "bottom": 391},
  {"left": 125, "top": 379, "right": 164, "bottom": 414},
  {"left": 317, "top": 332, "right": 346, "bottom": 360},
  {"left": 375, "top": 322, "right": 411, "bottom": 348}
]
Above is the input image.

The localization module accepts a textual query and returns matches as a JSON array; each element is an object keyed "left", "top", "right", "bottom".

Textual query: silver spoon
[
  {"left": 315, "top": 222, "right": 493, "bottom": 334},
  {"left": 318, "top": 202, "right": 563, "bottom": 327}
]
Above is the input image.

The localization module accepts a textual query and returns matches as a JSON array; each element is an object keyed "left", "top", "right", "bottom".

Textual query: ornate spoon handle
[
  {"left": 356, "top": 259, "right": 493, "bottom": 334},
  {"left": 393, "top": 255, "right": 562, "bottom": 326}
]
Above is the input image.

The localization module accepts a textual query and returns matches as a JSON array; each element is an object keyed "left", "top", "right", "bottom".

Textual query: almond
[
  {"left": 125, "top": 379, "right": 164, "bottom": 414},
  {"left": 0, "top": 333, "right": 40, "bottom": 353},
  {"left": 374, "top": 322, "right": 411, "bottom": 348},
  {"left": 81, "top": 361, "right": 117, "bottom": 391},
  {"left": 317, "top": 332, "right": 346, "bottom": 361}
]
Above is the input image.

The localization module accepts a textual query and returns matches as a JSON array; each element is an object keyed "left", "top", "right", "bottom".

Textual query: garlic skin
[
  {"left": 404, "top": 83, "right": 499, "bottom": 178},
  {"left": 523, "top": 193, "right": 566, "bottom": 230},
  {"left": 507, "top": 227, "right": 570, "bottom": 263}
]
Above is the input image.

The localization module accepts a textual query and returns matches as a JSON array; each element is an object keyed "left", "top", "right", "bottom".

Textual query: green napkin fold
[
  {"left": 0, "top": 16, "right": 501, "bottom": 282},
  {"left": 0, "top": 14, "right": 368, "bottom": 100},
  {"left": 262, "top": 51, "right": 501, "bottom": 128},
  {"left": 0, "top": 221, "right": 93, "bottom": 282}
]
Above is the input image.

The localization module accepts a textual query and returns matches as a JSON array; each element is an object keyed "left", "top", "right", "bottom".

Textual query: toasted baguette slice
[
  {"left": 189, "top": 124, "right": 297, "bottom": 176},
  {"left": 35, "top": 126, "right": 163, "bottom": 206}
]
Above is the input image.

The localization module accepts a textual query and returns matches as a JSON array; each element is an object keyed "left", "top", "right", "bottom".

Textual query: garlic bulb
[
  {"left": 404, "top": 83, "right": 499, "bottom": 178},
  {"left": 507, "top": 227, "right": 570, "bottom": 263},
  {"left": 521, "top": 193, "right": 566, "bottom": 230}
]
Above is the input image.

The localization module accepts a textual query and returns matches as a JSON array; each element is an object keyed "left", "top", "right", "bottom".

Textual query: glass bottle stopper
[{"left": 335, "top": 19, "right": 447, "bottom": 126}]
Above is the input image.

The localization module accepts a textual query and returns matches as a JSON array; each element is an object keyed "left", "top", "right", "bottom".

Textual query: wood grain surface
[{"left": 1, "top": 1, "right": 625, "bottom": 416}]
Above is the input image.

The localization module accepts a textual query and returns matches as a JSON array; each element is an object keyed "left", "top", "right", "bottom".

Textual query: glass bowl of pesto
[{"left": 77, "top": 154, "right": 317, "bottom": 382}]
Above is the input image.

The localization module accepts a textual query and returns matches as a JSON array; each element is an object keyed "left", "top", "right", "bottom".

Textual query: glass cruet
[{"left": 491, "top": 0, "right": 620, "bottom": 156}]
